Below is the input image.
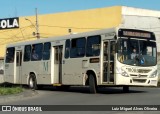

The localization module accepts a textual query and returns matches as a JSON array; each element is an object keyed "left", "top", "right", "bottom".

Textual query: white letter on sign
[
  {"left": 1, "top": 20, "right": 7, "bottom": 28},
  {"left": 13, "top": 19, "right": 19, "bottom": 27}
]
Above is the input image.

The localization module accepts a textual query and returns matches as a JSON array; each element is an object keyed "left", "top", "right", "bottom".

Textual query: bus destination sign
[
  {"left": 123, "top": 31, "right": 151, "bottom": 38},
  {"left": 118, "top": 29, "right": 155, "bottom": 40}
]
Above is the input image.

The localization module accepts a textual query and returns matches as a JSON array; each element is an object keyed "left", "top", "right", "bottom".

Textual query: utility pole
[
  {"left": 25, "top": 8, "right": 40, "bottom": 39},
  {"left": 35, "top": 8, "right": 40, "bottom": 39}
]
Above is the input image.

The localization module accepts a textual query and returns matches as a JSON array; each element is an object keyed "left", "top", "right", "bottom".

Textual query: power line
[
  {"left": 0, "top": 25, "right": 31, "bottom": 34},
  {"left": 39, "top": 24, "right": 160, "bottom": 30},
  {"left": 1, "top": 24, "right": 160, "bottom": 44},
  {"left": 39, "top": 24, "right": 104, "bottom": 30},
  {"left": 0, "top": 36, "right": 35, "bottom": 45}
]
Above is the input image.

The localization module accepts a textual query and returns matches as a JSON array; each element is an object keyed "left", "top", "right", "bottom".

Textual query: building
[{"left": 0, "top": 6, "right": 160, "bottom": 58}]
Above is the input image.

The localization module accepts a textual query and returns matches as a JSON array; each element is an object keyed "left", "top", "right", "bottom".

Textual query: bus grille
[
  {"left": 130, "top": 74, "right": 148, "bottom": 77},
  {"left": 133, "top": 79, "right": 147, "bottom": 83},
  {"left": 127, "top": 68, "right": 151, "bottom": 73}
]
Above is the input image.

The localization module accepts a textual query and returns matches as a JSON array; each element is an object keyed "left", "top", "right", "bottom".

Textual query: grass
[{"left": 0, "top": 86, "right": 23, "bottom": 95}]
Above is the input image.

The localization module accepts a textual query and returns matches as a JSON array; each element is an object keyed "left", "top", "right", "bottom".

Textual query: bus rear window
[{"left": 5, "top": 47, "right": 15, "bottom": 63}]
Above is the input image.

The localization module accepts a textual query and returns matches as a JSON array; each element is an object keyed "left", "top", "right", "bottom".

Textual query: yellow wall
[{"left": 0, "top": 6, "right": 122, "bottom": 57}]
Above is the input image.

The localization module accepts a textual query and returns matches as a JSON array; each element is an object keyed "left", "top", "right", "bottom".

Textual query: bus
[{"left": 4, "top": 27, "right": 158, "bottom": 93}]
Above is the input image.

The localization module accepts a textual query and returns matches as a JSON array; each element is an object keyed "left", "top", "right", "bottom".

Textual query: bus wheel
[
  {"left": 123, "top": 86, "right": 129, "bottom": 93},
  {"left": 28, "top": 74, "right": 37, "bottom": 90},
  {"left": 89, "top": 74, "right": 97, "bottom": 94}
]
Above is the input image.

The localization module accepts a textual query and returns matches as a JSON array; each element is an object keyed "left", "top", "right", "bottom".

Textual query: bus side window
[
  {"left": 70, "top": 37, "right": 86, "bottom": 58},
  {"left": 24, "top": 45, "right": 31, "bottom": 62},
  {"left": 43, "top": 42, "right": 51, "bottom": 60},
  {"left": 5, "top": 47, "right": 15, "bottom": 63},
  {"left": 86, "top": 35, "right": 101, "bottom": 57},
  {"left": 103, "top": 42, "right": 108, "bottom": 61},
  {"left": 31, "top": 43, "right": 43, "bottom": 61},
  {"left": 65, "top": 39, "right": 70, "bottom": 59},
  {"left": 110, "top": 41, "right": 116, "bottom": 61}
]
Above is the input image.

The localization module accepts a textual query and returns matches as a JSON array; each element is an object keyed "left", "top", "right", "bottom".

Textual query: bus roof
[
  {"left": 6, "top": 27, "right": 117, "bottom": 47},
  {"left": 6, "top": 27, "right": 154, "bottom": 47}
]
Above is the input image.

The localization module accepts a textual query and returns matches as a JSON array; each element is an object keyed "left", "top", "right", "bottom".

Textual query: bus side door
[
  {"left": 53, "top": 45, "right": 63, "bottom": 84},
  {"left": 103, "top": 40, "right": 116, "bottom": 83},
  {"left": 15, "top": 50, "right": 22, "bottom": 84}
]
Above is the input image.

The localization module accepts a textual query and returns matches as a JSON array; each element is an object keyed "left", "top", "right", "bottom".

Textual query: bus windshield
[{"left": 117, "top": 38, "right": 157, "bottom": 66}]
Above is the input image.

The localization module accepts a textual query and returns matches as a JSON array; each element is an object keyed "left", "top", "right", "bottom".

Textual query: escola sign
[{"left": 0, "top": 17, "right": 19, "bottom": 30}]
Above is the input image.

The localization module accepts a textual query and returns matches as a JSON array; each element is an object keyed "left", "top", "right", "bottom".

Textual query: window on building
[
  {"left": 86, "top": 35, "right": 101, "bottom": 57},
  {"left": 24, "top": 45, "right": 31, "bottom": 62},
  {"left": 65, "top": 39, "right": 70, "bottom": 59},
  {"left": 70, "top": 37, "right": 86, "bottom": 58},
  {"left": 43, "top": 42, "right": 51, "bottom": 60},
  {"left": 5, "top": 47, "right": 15, "bottom": 63},
  {"left": 31, "top": 43, "right": 43, "bottom": 61}
]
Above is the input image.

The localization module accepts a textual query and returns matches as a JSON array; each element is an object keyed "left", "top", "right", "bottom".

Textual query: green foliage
[{"left": 0, "top": 87, "right": 23, "bottom": 95}]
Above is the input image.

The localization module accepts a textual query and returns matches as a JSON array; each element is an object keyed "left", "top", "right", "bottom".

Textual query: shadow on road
[{"left": 37, "top": 86, "right": 147, "bottom": 94}]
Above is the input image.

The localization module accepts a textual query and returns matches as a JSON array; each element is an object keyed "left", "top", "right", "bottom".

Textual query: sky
[{"left": 0, "top": 0, "right": 160, "bottom": 18}]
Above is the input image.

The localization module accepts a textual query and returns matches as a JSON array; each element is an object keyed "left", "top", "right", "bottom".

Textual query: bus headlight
[
  {"left": 149, "top": 70, "right": 157, "bottom": 78},
  {"left": 116, "top": 67, "right": 129, "bottom": 77},
  {"left": 121, "top": 69, "right": 129, "bottom": 77}
]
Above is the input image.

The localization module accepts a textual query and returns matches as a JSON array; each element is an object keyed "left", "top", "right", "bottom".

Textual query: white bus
[{"left": 4, "top": 27, "right": 158, "bottom": 93}]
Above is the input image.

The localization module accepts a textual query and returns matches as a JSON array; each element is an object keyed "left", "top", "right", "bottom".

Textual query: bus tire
[
  {"left": 89, "top": 74, "right": 97, "bottom": 94},
  {"left": 123, "top": 86, "right": 129, "bottom": 93},
  {"left": 28, "top": 74, "right": 37, "bottom": 90}
]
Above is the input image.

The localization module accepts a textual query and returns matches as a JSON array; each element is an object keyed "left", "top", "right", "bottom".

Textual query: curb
[{"left": 0, "top": 89, "right": 38, "bottom": 103}]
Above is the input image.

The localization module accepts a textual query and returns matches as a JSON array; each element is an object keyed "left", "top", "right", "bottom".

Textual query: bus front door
[
  {"left": 16, "top": 50, "right": 22, "bottom": 84},
  {"left": 54, "top": 45, "right": 63, "bottom": 84},
  {"left": 103, "top": 40, "right": 115, "bottom": 83}
]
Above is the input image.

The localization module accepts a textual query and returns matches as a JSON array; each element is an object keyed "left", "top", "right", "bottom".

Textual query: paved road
[{"left": 0, "top": 86, "right": 160, "bottom": 114}]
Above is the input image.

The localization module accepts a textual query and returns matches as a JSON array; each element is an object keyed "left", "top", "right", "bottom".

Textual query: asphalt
[{"left": 0, "top": 89, "right": 38, "bottom": 104}]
